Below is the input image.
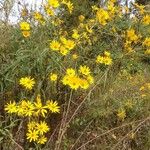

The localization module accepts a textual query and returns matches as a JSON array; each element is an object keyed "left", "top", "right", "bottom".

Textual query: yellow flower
[
  {"left": 62, "top": 75, "right": 70, "bottom": 85},
  {"left": 62, "top": 0, "right": 74, "bottom": 13},
  {"left": 117, "top": 108, "right": 126, "bottom": 120},
  {"left": 20, "top": 22, "right": 30, "bottom": 31},
  {"left": 72, "top": 29, "right": 80, "bottom": 39},
  {"left": 126, "top": 29, "right": 138, "bottom": 42},
  {"left": 20, "top": 100, "right": 34, "bottom": 117},
  {"left": 139, "top": 86, "right": 145, "bottom": 91},
  {"left": 143, "top": 38, "right": 150, "bottom": 47},
  {"left": 87, "top": 75, "right": 94, "bottom": 84},
  {"left": 64, "top": 39, "right": 75, "bottom": 50},
  {"left": 46, "top": 100, "right": 60, "bottom": 113},
  {"left": 50, "top": 73, "right": 58, "bottom": 81},
  {"left": 68, "top": 76, "right": 80, "bottom": 90},
  {"left": 27, "top": 130, "right": 39, "bottom": 142},
  {"left": 96, "top": 55, "right": 104, "bottom": 63},
  {"left": 48, "top": 0, "right": 60, "bottom": 8},
  {"left": 34, "top": 12, "right": 43, "bottom": 20},
  {"left": 22, "top": 31, "right": 30, "bottom": 38},
  {"left": 112, "top": 27, "right": 116, "bottom": 33},
  {"left": 50, "top": 40, "right": 61, "bottom": 51},
  {"left": 124, "top": 40, "right": 133, "bottom": 52},
  {"left": 96, "top": 52, "right": 112, "bottom": 65},
  {"left": 85, "top": 25, "right": 93, "bottom": 33},
  {"left": 28, "top": 121, "right": 37, "bottom": 131},
  {"left": 5, "top": 101, "right": 18, "bottom": 114},
  {"left": 96, "top": 8, "right": 110, "bottom": 26},
  {"left": 62, "top": 75, "right": 80, "bottom": 90},
  {"left": 104, "top": 51, "right": 111, "bottom": 57},
  {"left": 19, "top": 77, "right": 35, "bottom": 90},
  {"left": 17, "top": 100, "right": 31, "bottom": 116},
  {"left": 142, "top": 15, "right": 150, "bottom": 25},
  {"left": 103, "top": 57, "right": 112, "bottom": 65},
  {"left": 145, "top": 49, "right": 150, "bottom": 55},
  {"left": 92, "top": 5, "right": 99, "bottom": 11},
  {"left": 141, "top": 94, "right": 146, "bottom": 97},
  {"left": 72, "top": 54, "right": 78, "bottom": 60},
  {"left": 79, "top": 79, "right": 89, "bottom": 89},
  {"left": 37, "top": 136, "right": 47, "bottom": 144},
  {"left": 78, "top": 15, "right": 85, "bottom": 22},
  {"left": 134, "top": 3, "right": 145, "bottom": 15},
  {"left": 66, "top": 68, "right": 76, "bottom": 77},
  {"left": 79, "top": 23, "right": 84, "bottom": 28},
  {"left": 60, "top": 36, "right": 67, "bottom": 44},
  {"left": 60, "top": 46, "right": 69, "bottom": 55},
  {"left": 125, "top": 100, "right": 133, "bottom": 109},
  {"left": 36, "top": 121, "right": 50, "bottom": 135},
  {"left": 34, "top": 95, "right": 47, "bottom": 117},
  {"left": 146, "top": 83, "right": 150, "bottom": 89},
  {"left": 17, "top": 100, "right": 25, "bottom": 116},
  {"left": 79, "top": 65, "right": 91, "bottom": 76},
  {"left": 46, "top": 7, "right": 54, "bottom": 16}
]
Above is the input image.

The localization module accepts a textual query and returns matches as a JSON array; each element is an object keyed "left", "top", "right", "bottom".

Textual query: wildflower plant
[{"left": 1, "top": 0, "right": 150, "bottom": 149}]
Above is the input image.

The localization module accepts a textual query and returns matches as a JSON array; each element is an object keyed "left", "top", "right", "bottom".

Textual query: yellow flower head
[
  {"left": 117, "top": 108, "right": 126, "bottom": 120},
  {"left": 36, "top": 121, "right": 50, "bottom": 135},
  {"left": 48, "top": 0, "right": 60, "bottom": 8},
  {"left": 21, "top": 100, "right": 34, "bottom": 117},
  {"left": 86, "top": 75, "right": 94, "bottom": 84},
  {"left": 19, "top": 77, "right": 35, "bottom": 90},
  {"left": 50, "top": 40, "right": 61, "bottom": 51},
  {"left": 28, "top": 121, "right": 37, "bottom": 131},
  {"left": 37, "top": 136, "right": 47, "bottom": 144},
  {"left": 22, "top": 31, "right": 30, "bottom": 38},
  {"left": 92, "top": 5, "right": 99, "bottom": 11},
  {"left": 143, "top": 38, "right": 150, "bottom": 47},
  {"left": 64, "top": 39, "right": 75, "bottom": 50},
  {"left": 68, "top": 76, "right": 80, "bottom": 90},
  {"left": 34, "top": 12, "right": 43, "bottom": 20},
  {"left": 62, "top": 0, "right": 74, "bottom": 13},
  {"left": 20, "top": 22, "right": 30, "bottom": 31},
  {"left": 46, "top": 7, "right": 54, "bottom": 16},
  {"left": 96, "top": 51, "right": 112, "bottom": 65},
  {"left": 66, "top": 68, "right": 76, "bottom": 77},
  {"left": 79, "top": 65, "right": 91, "bottom": 76},
  {"left": 60, "top": 46, "right": 69, "bottom": 55},
  {"left": 134, "top": 3, "right": 145, "bottom": 15},
  {"left": 72, "top": 53, "right": 78, "bottom": 60},
  {"left": 145, "top": 49, "right": 150, "bottom": 55},
  {"left": 103, "top": 56, "right": 112, "bottom": 65},
  {"left": 62, "top": 75, "right": 70, "bottom": 85},
  {"left": 142, "top": 15, "right": 150, "bottom": 25},
  {"left": 85, "top": 25, "right": 93, "bottom": 33},
  {"left": 79, "top": 79, "right": 89, "bottom": 89},
  {"left": 104, "top": 51, "right": 111, "bottom": 57},
  {"left": 60, "top": 36, "right": 67, "bottom": 44},
  {"left": 78, "top": 15, "right": 85, "bottom": 22},
  {"left": 50, "top": 73, "right": 58, "bottom": 81},
  {"left": 96, "top": 8, "right": 110, "bottom": 26},
  {"left": 5, "top": 101, "right": 18, "bottom": 114},
  {"left": 46, "top": 100, "right": 60, "bottom": 113},
  {"left": 126, "top": 29, "right": 138, "bottom": 42},
  {"left": 96, "top": 55, "right": 104, "bottom": 63},
  {"left": 34, "top": 95, "right": 47, "bottom": 117},
  {"left": 17, "top": 100, "right": 34, "bottom": 117},
  {"left": 27, "top": 130, "right": 39, "bottom": 142},
  {"left": 72, "top": 29, "right": 80, "bottom": 39}
]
